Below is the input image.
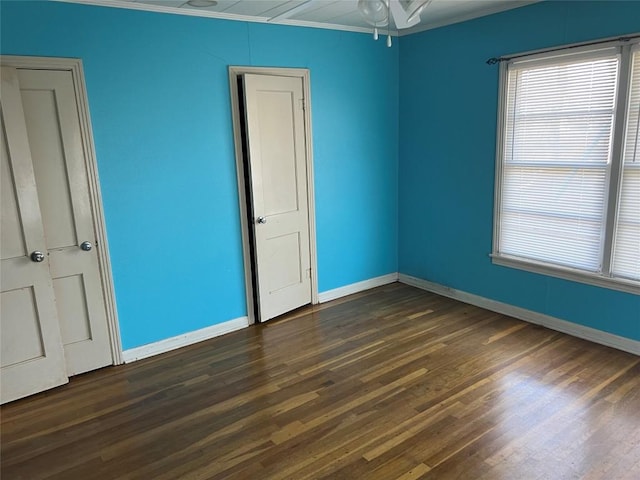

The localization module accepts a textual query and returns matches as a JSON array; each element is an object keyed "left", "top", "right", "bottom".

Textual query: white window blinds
[
  {"left": 612, "top": 49, "right": 640, "bottom": 280},
  {"left": 500, "top": 53, "right": 620, "bottom": 272}
]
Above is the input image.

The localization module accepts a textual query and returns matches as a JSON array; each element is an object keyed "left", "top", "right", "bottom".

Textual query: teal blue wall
[
  {"left": 1, "top": 1, "right": 399, "bottom": 349},
  {"left": 399, "top": 1, "right": 640, "bottom": 341},
  {"left": 3, "top": 0, "right": 638, "bottom": 350}
]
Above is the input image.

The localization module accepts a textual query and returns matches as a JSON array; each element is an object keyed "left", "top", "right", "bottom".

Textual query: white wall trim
[
  {"left": 399, "top": 274, "right": 640, "bottom": 356},
  {"left": 122, "top": 316, "right": 249, "bottom": 363},
  {"left": 318, "top": 273, "right": 399, "bottom": 303}
]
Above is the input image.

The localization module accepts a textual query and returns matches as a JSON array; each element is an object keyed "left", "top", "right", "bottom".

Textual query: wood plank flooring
[{"left": 2, "top": 283, "right": 639, "bottom": 479}]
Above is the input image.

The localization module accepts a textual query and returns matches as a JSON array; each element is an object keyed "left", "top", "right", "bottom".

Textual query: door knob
[
  {"left": 30, "top": 251, "right": 45, "bottom": 262},
  {"left": 256, "top": 216, "right": 267, "bottom": 224},
  {"left": 80, "top": 241, "right": 93, "bottom": 251}
]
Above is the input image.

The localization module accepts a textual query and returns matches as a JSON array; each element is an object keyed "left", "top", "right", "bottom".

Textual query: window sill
[{"left": 491, "top": 254, "right": 640, "bottom": 295}]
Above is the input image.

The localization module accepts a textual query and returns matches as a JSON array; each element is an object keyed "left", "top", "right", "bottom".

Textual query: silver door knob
[
  {"left": 80, "top": 241, "right": 93, "bottom": 251},
  {"left": 30, "top": 251, "right": 45, "bottom": 262},
  {"left": 256, "top": 216, "right": 267, "bottom": 224}
]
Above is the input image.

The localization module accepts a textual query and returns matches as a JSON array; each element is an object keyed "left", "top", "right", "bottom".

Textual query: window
[{"left": 493, "top": 39, "right": 640, "bottom": 294}]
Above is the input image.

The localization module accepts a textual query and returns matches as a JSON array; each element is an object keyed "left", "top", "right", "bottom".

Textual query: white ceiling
[{"left": 65, "top": 0, "right": 538, "bottom": 35}]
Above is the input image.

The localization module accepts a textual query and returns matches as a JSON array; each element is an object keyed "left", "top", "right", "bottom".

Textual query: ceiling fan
[
  {"left": 268, "top": 0, "right": 433, "bottom": 47},
  {"left": 358, "top": 0, "right": 433, "bottom": 46}
]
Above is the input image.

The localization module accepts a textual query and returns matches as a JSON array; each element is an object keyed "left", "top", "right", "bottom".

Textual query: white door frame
[
  {"left": 228, "top": 66, "right": 319, "bottom": 324},
  {"left": 1, "top": 55, "right": 123, "bottom": 364}
]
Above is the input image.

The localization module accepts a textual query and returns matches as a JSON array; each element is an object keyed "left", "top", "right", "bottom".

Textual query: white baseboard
[
  {"left": 122, "top": 316, "right": 250, "bottom": 363},
  {"left": 318, "top": 272, "right": 399, "bottom": 303},
  {"left": 399, "top": 274, "right": 640, "bottom": 356}
]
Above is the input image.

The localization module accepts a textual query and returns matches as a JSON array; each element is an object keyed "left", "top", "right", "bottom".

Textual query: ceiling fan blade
[
  {"left": 407, "top": 0, "right": 433, "bottom": 23},
  {"left": 388, "top": 0, "right": 422, "bottom": 29},
  {"left": 388, "top": 0, "right": 419, "bottom": 29}
]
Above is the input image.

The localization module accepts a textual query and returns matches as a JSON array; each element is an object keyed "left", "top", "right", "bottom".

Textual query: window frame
[{"left": 492, "top": 39, "right": 640, "bottom": 295}]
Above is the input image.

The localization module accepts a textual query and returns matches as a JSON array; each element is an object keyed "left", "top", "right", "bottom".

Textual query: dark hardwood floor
[{"left": 2, "top": 283, "right": 639, "bottom": 479}]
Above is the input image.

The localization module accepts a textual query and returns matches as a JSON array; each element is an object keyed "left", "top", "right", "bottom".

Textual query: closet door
[
  {"left": 18, "top": 68, "right": 113, "bottom": 375},
  {"left": 0, "top": 67, "right": 68, "bottom": 404}
]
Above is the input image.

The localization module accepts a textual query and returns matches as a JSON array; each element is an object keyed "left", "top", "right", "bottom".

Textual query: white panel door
[
  {"left": 17, "top": 69, "right": 112, "bottom": 376},
  {"left": 0, "top": 67, "right": 68, "bottom": 404},
  {"left": 242, "top": 74, "right": 312, "bottom": 321}
]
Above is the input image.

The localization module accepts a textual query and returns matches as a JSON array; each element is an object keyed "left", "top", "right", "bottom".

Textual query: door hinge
[
  {"left": 299, "top": 98, "right": 306, "bottom": 111},
  {"left": 306, "top": 268, "right": 312, "bottom": 279}
]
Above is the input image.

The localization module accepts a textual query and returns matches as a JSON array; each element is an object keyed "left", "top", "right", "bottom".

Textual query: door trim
[
  {"left": 228, "top": 66, "right": 319, "bottom": 324},
  {"left": 1, "top": 55, "right": 123, "bottom": 365}
]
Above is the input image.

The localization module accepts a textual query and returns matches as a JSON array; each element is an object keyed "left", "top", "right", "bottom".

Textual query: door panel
[
  {"left": 242, "top": 74, "right": 311, "bottom": 321},
  {"left": 18, "top": 68, "right": 112, "bottom": 375},
  {"left": 0, "top": 67, "right": 68, "bottom": 404},
  {"left": 21, "top": 86, "right": 78, "bottom": 248},
  {"left": 258, "top": 90, "right": 300, "bottom": 216},
  {"left": 53, "top": 275, "right": 92, "bottom": 344},
  {"left": 1, "top": 133, "right": 26, "bottom": 259},
  {"left": 268, "top": 232, "right": 303, "bottom": 292},
  {"left": 1, "top": 287, "right": 45, "bottom": 366}
]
